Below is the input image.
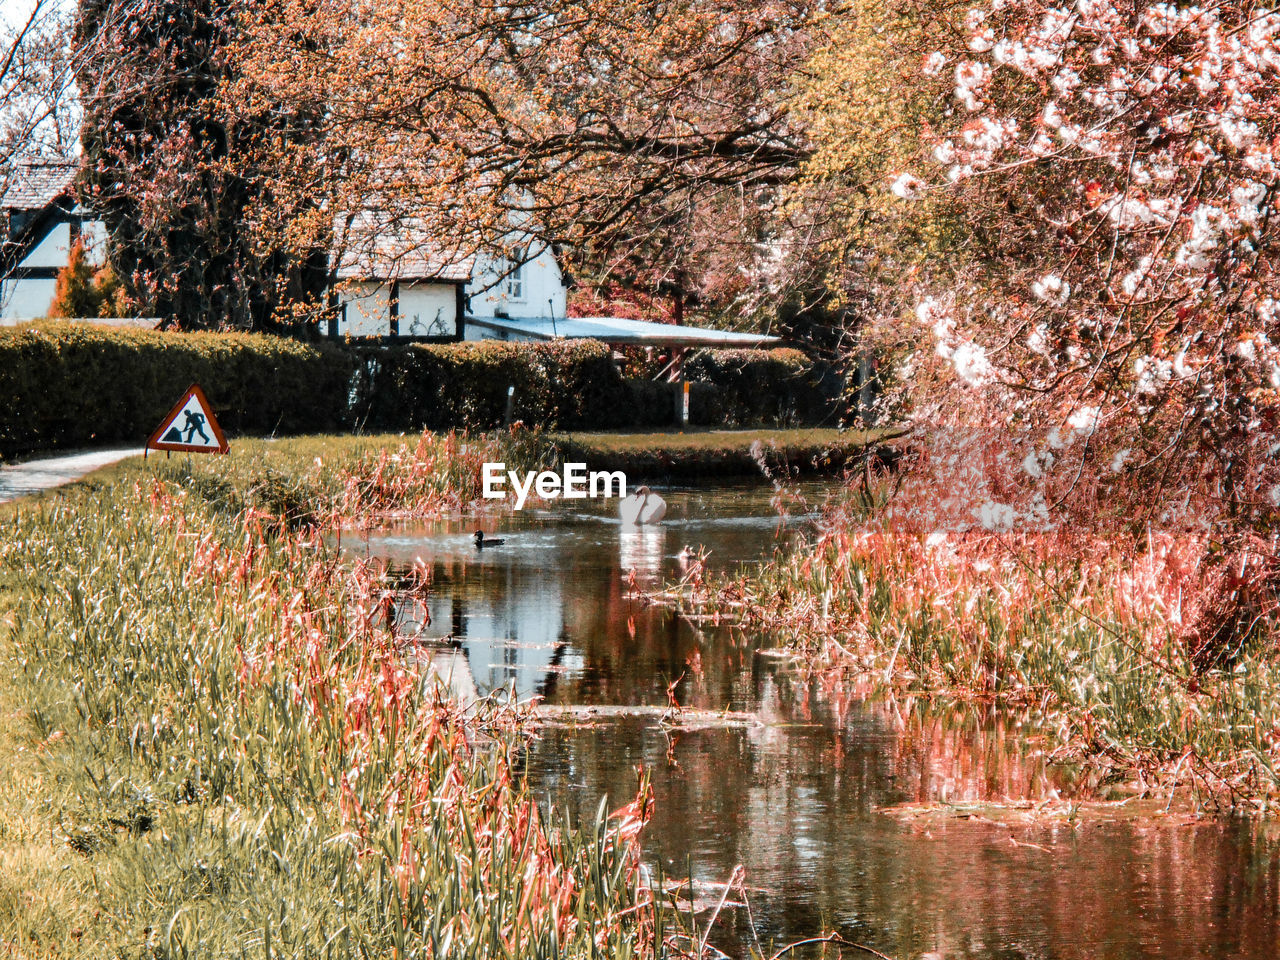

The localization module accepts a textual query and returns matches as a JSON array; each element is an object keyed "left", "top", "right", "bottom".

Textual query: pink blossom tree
[{"left": 890, "top": 1, "right": 1280, "bottom": 531}]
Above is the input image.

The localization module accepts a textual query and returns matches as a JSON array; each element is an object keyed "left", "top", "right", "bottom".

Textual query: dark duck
[{"left": 474, "top": 530, "right": 506, "bottom": 548}]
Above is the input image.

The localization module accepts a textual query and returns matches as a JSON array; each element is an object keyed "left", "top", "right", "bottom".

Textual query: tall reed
[
  {"left": 0, "top": 455, "right": 667, "bottom": 957},
  {"left": 693, "top": 490, "right": 1280, "bottom": 806}
]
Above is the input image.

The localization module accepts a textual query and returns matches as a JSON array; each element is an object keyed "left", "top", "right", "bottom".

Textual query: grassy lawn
[
  {"left": 549, "top": 426, "right": 894, "bottom": 479},
  {"left": 551, "top": 427, "right": 876, "bottom": 449},
  {"left": 5, "top": 428, "right": 886, "bottom": 503}
]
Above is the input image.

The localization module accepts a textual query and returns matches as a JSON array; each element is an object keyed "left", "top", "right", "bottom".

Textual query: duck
[
  {"left": 618, "top": 485, "right": 667, "bottom": 525},
  {"left": 474, "top": 530, "right": 506, "bottom": 548}
]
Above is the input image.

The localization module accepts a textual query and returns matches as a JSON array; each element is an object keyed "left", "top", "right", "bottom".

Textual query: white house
[
  {"left": 330, "top": 210, "right": 568, "bottom": 341},
  {"left": 1, "top": 161, "right": 569, "bottom": 337},
  {"left": 0, "top": 159, "right": 107, "bottom": 323}
]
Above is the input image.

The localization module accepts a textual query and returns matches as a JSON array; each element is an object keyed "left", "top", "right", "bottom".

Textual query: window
[
  {"left": 7, "top": 210, "right": 30, "bottom": 238},
  {"left": 504, "top": 247, "right": 525, "bottom": 300}
]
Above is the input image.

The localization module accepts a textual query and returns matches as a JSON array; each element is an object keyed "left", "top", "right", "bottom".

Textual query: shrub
[
  {"left": 47, "top": 242, "right": 132, "bottom": 320},
  {"left": 626, "top": 378, "right": 678, "bottom": 427}
]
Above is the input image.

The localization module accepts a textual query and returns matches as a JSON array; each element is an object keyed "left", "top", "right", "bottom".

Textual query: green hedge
[
  {"left": 684, "top": 348, "right": 827, "bottom": 427},
  {"left": 0, "top": 323, "right": 351, "bottom": 458},
  {"left": 0, "top": 323, "right": 830, "bottom": 458},
  {"left": 355, "top": 339, "right": 636, "bottom": 431}
]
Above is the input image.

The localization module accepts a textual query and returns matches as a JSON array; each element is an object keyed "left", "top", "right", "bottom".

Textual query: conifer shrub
[{"left": 47, "top": 241, "right": 131, "bottom": 320}]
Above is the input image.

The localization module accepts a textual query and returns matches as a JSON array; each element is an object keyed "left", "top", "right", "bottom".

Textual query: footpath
[{"left": 0, "top": 448, "right": 138, "bottom": 504}]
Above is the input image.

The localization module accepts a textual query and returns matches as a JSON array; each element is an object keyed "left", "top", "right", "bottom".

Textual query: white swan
[{"left": 618, "top": 485, "right": 667, "bottom": 525}]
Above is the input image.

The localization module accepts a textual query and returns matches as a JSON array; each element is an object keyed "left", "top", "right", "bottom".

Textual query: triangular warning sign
[{"left": 146, "top": 383, "right": 230, "bottom": 454}]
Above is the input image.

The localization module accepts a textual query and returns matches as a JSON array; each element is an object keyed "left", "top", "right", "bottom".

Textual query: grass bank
[
  {"left": 548, "top": 427, "right": 893, "bottom": 480},
  {"left": 0, "top": 441, "right": 683, "bottom": 958}
]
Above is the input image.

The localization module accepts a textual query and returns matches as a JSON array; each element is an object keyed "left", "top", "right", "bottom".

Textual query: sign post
[{"left": 145, "top": 384, "right": 230, "bottom": 457}]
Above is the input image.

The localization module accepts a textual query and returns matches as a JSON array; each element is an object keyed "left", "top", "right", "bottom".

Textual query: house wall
[
  {"left": 0, "top": 218, "right": 107, "bottom": 323},
  {"left": 0, "top": 278, "right": 58, "bottom": 322},
  {"left": 468, "top": 241, "right": 567, "bottom": 321},
  {"left": 336, "top": 280, "right": 459, "bottom": 338},
  {"left": 21, "top": 221, "right": 74, "bottom": 269},
  {"left": 399, "top": 282, "right": 459, "bottom": 337}
]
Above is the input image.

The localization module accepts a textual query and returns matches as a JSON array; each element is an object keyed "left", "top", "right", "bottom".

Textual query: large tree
[
  {"left": 225, "top": 0, "right": 816, "bottom": 322},
  {"left": 1, "top": 0, "right": 82, "bottom": 318},
  {"left": 75, "top": 0, "right": 325, "bottom": 331}
]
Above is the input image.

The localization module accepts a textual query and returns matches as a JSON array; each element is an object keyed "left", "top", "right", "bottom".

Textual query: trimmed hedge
[
  {"left": 354, "top": 339, "right": 636, "bottom": 431},
  {"left": 684, "top": 348, "right": 827, "bottom": 427},
  {"left": 0, "top": 322, "right": 831, "bottom": 458},
  {"left": 0, "top": 323, "right": 351, "bottom": 458}
]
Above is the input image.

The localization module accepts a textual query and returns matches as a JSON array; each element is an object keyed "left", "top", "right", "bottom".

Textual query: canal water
[{"left": 348, "top": 482, "right": 1280, "bottom": 960}]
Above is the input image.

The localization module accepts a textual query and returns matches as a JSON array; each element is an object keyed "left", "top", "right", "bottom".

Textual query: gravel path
[{"left": 0, "top": 448, "right": 139, "bottom": 504}]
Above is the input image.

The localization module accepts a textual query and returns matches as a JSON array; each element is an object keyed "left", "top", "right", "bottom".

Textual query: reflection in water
[
  {"left": 411, "top": 646, "right": 480, "bottom": 704},
  {"left": 348, "top": 482, "right": 1280, "bottom": 960},
  {"left": 619, "top": 524, "right": 668, "bottom": 577}
]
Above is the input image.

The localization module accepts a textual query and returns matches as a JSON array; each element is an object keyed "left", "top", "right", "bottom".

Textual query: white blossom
[
  {"left": 1134, "top": 356, "right": 1172, "bottom": 395},
  {"left": 1232, "top": 180, "right": 1267, "bottom": 225},
  {"left": 890, "top": 173, "right": 925, "bottom": 199},
  {"left": 1175, "top": 205, "right": 1224, "bottom": 270},
  {"left": 1067, "top": 405, "right": 1101, "bottom": 436},
  {"left": 1027, "top": 323, "right": 1050, "bottom": 356},
  {"left": 977, "top": 500, "right": 1018, "bottom": 531},
  {"left": 951, "top": 341, "right": 994, "bottom": 387},
  {"left": 1233, "top": 338, "right": 1258, "bottom": 362},
  {"left": 1032, "top": 274, "right": 1071, "bottom": 305},
  {"left": 954, "top": 61, "right": 990, "bottom": 111}
]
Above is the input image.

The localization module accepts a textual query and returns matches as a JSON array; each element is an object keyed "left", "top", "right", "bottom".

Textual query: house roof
[
  {"left": 466, "top": 315, "right": 780, "bottom": 348},
  {"left": 333, "top": 212, "right": 474, "bottom": 283},
  {"left": 2, "top": 158, "right": 77, "bottom": 210}
]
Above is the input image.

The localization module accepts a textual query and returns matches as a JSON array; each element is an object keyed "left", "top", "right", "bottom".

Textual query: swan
[
  {"left": 618, "top": 485, "right": 667, "bottom": 525},
  {"left": 474, "top": 530, "right": 506, "bottom": 548}
]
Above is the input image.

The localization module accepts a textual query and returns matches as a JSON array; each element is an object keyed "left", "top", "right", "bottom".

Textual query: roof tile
[{"left": 2, "top": 158, "right": 77, "bottom": 210}]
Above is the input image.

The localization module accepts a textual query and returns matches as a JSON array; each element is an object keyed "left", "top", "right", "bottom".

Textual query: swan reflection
[{"left": 619, "top": 523, "right": 667, "bottom": 579}]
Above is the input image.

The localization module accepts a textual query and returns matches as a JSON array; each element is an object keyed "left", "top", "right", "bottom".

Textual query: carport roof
[{"left": 467, "top": 315, "right": 779, "bottom": 348}]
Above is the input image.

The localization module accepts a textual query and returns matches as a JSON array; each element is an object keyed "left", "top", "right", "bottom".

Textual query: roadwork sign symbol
[{"left": 146, "top": 384, "right": 230, "bottom": 455}]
